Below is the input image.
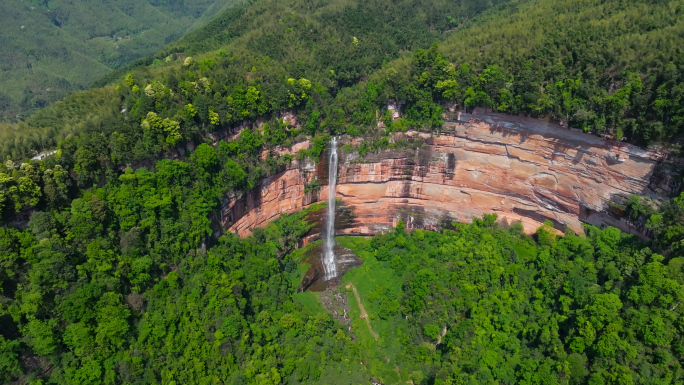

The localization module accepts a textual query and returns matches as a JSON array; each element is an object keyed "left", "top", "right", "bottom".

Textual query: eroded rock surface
[{"left": 220, "top": 112, "right": 682, "bottom": 239}]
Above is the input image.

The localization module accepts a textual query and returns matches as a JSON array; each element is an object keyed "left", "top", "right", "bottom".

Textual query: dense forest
[
  {"left": 2, "top": 173, "right": 684, "bottom": 383},
  {"left": 0, "top": 0, "right": 511, "bottom": 160},
  {"left": 363, "top": 0, "right": 684, "bottom": 145},
  {"left": 0, "top": 0, "right": 238, "bottom": 120},
  {"left": 1, "top": 0, "right": 684, "bottom": 383},
  {"left": 339, "top": 212, "right": 684, "bottom": 384}
]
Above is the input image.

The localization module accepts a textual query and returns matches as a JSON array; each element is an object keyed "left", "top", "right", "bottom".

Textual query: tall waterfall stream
[{"left": 322, "top": 137, "right": 338, "bottom": 280}]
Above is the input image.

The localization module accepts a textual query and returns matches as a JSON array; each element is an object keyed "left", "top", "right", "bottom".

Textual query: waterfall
[{"left": 322, "top": 137, "right": 338, "bottom": 280}]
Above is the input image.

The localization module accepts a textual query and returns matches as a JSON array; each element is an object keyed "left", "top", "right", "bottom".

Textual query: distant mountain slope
[
  {"left": 96, "top": 0, "right": 509, "bottom": 88},
  {"left": 0, "top": 0, "right": 509, "bottom": 159},
  {"left": 0, "top": 0, "right": 239, "bottom": 120},
  {"left": 2, "top": 0, "right": 683, "bottom": 161}
]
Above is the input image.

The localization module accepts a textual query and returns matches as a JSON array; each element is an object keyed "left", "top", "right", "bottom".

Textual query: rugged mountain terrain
[
  {"left": 2, "top": 0, "right": 684, "bottom": 383},
  {"left": 220, "top": 111, "right": 682, "bottom": 239}
]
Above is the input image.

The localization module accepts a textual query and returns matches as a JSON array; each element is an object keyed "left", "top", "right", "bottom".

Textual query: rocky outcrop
[
  {"left": 215, "top": 140, "right": 318, "bottom": 237},
  {"left": 220, "top": 112, "right": 682, "bottom": 239}
]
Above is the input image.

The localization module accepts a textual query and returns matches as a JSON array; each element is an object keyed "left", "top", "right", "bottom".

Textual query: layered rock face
[{"left": 220, "top": 112, "right": 681, "bottom": 238}]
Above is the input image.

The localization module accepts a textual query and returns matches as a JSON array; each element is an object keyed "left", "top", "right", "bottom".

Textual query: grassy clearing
[
  {"left": 292, "top": 290, "right": 322, "bottom": 315},
  {"left": 338, "top": 236, "right": 410, "bottom": 384}
]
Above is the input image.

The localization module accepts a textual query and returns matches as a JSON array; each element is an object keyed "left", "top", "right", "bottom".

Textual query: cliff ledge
[{"left": 219, "top": 112, "right": 681, "bottom": 239}]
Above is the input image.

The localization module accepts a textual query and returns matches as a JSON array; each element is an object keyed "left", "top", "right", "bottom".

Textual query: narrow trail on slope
[
  {"left": 345, "top": 282, "right": 413, "bottom": 384},
  {"left": 436, "top": 326, "right": 448, "bottom": 345},
  {"left": 345, "top": 282, "right": 378, "bottom": 341}
]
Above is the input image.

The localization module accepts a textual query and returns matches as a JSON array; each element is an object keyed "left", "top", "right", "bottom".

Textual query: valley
[{"left": 0, "top": 0, "right": 238, "bottom": 120}]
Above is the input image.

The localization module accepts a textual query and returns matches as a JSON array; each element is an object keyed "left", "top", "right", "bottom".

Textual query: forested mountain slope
[
  {"left": 0, "top": 0, "right": 509, "bottom": 160},
  {"left": 340, "top": 219, "right": 684, "bottom": 385},
  {"left": 2, "top": 0, "right": 684, "bottom": 160},
  {"left": 0, "top": 0, "right": 238, "bottom": 121},
  {"left": 356, "top": 0, "right": 684, "bottom": 145},
  {"left": 1, "top": 0, "right": 684, "bottom": 384}
]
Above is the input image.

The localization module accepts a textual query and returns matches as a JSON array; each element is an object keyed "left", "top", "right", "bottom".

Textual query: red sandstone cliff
[{"left": 219, "top": 112, "right": 681, "bottom": 239}]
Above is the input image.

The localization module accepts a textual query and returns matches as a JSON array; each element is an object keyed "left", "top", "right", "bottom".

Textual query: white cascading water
[{"left": 323, "top": 137, "right": 338, "bottom": 280}]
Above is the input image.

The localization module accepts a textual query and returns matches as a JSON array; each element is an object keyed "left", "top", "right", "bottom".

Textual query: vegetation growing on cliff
[
  {"left": 0, "top": 0, "right": 511, "bottom": 160},
  {"left": 354, "top": 0, "right": 684, "bottom": 144},
  {"left": 3, "top": 0, "right": 684, "bottom": 160},
  {"left": 0, "top": 0, "right": 507, "bottom": 221}
]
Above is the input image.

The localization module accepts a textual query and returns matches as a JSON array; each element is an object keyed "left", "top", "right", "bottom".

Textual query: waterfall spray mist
[{"left": 322, "top": 137, "right": 338, "bottom": 281}]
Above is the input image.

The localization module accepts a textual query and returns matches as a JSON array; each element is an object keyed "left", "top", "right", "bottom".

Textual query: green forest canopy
[
  {"left": 0, "top": 0, "right": 684, "bottom": 383},
  {"left": 0, "top": 0, "right": 239, "bottom": 121},
  {"left": 2, "top": 173, "right": 684, "bottom": 383},
  {"left": 1, "top": 0, "right": 684, "bottom": 161},
  {"left": 338, "top": 215, "right": 684, "bottom": 384},
  {"left": 0, "top": 0, "right": 509, "bottom": 159}
]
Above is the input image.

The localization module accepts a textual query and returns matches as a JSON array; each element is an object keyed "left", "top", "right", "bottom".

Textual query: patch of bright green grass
[
  {"left": 338, "top": 236, "right": 407, "bottom": 385},
  {"left": 292, "top": 290, "right": 322, "bottom": 315}
]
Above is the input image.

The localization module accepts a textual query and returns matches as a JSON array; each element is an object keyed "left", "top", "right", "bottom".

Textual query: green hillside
[
  {"left": 1, "top": 0, "right": 684, "bottom": 384},
  {"left": 2, "top": 0, "right": 684, "bottom": 160},
  {"left": 359, "top": 0, "right": 684, "bottom": 145},
  {"left": 0, "top": 0, "right": 238, "bottom": 121},
  {"left": 0, "top": 0, "right": 509, "bottom": 159}
]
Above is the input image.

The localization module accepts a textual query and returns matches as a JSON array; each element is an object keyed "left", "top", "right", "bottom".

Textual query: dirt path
[
  {"left": 344, "top": 283, "right": 413, "bottom": 384},
  {"left": 436, "top": 326, "right": 447, "bottom": 345},
  {"left": 346, "top": 283, "right": 378, "bottom": 341}
]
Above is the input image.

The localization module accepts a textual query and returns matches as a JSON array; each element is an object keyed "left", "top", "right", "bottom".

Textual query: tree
[
  {"left": 28, "top": 211, "right": 55, "bottom": 240},
  {"left": 194, "top": 143, "right": 218, "bottom": 171},
  {"left": 24, "top": 319, "right": 57, "bottom": 356},
  {"left": 423, "top": 323, "right": 440, "bottom": 340},
  {"left": 0, "top": 335, "right": 21, "bottom": 383},
  {"left": 95, "top": 293, "right": 130, "bottom": 352}
]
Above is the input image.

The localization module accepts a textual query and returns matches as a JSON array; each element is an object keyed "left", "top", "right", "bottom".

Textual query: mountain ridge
[{"left": 0, "top": 0, "right": 240, "bottom": 120}]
